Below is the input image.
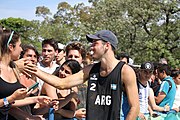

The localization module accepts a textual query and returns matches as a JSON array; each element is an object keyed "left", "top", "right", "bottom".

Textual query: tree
[
  {"left": 1, "top": 0, "right": 179, "bottom": 67},
  {"left": 0, "top": 18, "right": 42, "bottom": 51},
  {"left": 119, "top": 0, "right": 180, "bottom": 67},
  {"left": 36, "top": 6, "right": 52, "bottom": 20},
  {"left": 80, "top": 0, "right": 180, "bottom": 67}
]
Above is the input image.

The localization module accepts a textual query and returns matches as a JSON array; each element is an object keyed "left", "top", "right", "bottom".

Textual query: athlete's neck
[
  {"left": 100, "top": 57, "right": 119, "bottom": 77},
  {"left": 41, "top": 60, "right": 54, "bottom": 68}
]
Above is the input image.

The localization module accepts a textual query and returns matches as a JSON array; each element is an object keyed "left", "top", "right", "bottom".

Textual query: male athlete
[{"left": 25, "top": 30, "right": 139, "bottom": 120}]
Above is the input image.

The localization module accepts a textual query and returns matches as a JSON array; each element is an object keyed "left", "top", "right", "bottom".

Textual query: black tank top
[
  {"left": 86, "top": 61, "right": 125, "bottom": 120},
  {"left": 0, "top": 77, "right": 24, "bottom": 99},
  {"left": 0, "top": 77, "right": 24, "bottom": 120}
]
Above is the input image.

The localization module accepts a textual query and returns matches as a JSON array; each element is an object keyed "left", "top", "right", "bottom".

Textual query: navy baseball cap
[
  {"left": 86, "top": 30, "right": 118, "bottom": 50},
  {"left": 141, "top": 62, "right": 154, "bottom": 71}
]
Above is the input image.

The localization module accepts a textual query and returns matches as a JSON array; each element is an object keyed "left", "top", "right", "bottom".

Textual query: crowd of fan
[
  {"left": 0, "top": 27, "right": 179, "bottom": 120},
  {"left": 118, "top": 54, "right": 180, "bottom": 120}
]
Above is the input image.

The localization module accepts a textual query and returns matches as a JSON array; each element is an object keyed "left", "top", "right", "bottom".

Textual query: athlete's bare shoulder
[
  {"left": 81, "top": 63, "right": 95, "bottom": 81},
  {"left": 121, "top": 64, "right": 136, "bottom": 84}
]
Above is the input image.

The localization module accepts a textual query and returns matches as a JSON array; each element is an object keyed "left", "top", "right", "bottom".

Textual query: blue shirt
[
  {"left": 158, "top": 76, "right": 176, "bottom": 109},
  {"left": 120, "top": 92, "right": 130, "bottom": 120}
]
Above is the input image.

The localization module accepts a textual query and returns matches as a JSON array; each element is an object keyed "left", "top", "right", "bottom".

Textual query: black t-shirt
[{"left": 86, "top": 62, "right": 125, "bottom": 120}]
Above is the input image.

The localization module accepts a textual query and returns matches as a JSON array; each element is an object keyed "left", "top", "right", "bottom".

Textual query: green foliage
[
  {"left": 0, "top": 18, "right": 43, "bottom": 51},
  {"left": 0, "top": 0, "right": 179, "bottom": 67},
  {"left": 83, "top": 0, "right": 180, "bottom": 67},
  {"left": 36, "top": 6, "right": 52, "bottom": 19},
  {"left": 0, "top": 17, "right": 32, "bottom": 32}
]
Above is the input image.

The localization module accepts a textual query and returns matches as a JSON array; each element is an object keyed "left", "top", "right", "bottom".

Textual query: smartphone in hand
[
  {"left": 152, "top": 113, "right": 159, "bottom": 118},
  {"left": 28, "top": 82, "right": 39, "bottom": 92}
]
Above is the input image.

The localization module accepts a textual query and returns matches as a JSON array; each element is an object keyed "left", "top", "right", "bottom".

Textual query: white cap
[
  {"left": 128, "top": 58, "right": 134, "bottom": 65},
  {"left": 58, "top": 43, "right": 65, "bottom": 49}
]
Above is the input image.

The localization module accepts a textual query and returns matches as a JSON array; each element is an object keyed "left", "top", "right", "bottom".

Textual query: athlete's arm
[
  {"left": 43, "top": 82, "right": 58, "bottom": 99},
  {"left": 25, "top": 64, "right": 92, "bottom": 89},
  {"left": 121, "top": 65, "right": 139, "bottom": 120}
]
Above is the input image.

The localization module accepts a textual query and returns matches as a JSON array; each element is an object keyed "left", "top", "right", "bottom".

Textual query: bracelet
[{"left": 3, "top": 97, "right": 9, "bottom": 107}]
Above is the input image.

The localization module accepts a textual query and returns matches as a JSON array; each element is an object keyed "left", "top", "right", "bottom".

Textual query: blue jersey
[
  {"left": 158, "top": 76, "right": 176, "bottom": 109},
  {"left": 120, "top": 92, "right": 130, "bottom": 120}
]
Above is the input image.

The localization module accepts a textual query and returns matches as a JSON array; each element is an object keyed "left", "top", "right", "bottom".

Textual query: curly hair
[
  {"left": 65, "top": 42, "right": 86, "bottom": 60},
  {"left": 20, "top": 44, "right": 39, "bottom": 60}
]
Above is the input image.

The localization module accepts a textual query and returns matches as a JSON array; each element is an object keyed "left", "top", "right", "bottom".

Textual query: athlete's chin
[{"left": 92, "top": 56, "right": 100, "bottom": 61}]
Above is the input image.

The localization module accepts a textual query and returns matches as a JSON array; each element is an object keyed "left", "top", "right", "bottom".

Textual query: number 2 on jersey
[{"left": 90, "top": 83, "right": 96, "bottom": 91}]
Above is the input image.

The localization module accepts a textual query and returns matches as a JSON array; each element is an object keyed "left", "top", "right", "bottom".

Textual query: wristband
[{"left": 3, "top": 97, "right": 9, "bottom": 107}]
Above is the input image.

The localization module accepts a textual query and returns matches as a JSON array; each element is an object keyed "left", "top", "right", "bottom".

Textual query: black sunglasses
[{"left": 58, "top": 49, "right": 64, "bottom": 53}]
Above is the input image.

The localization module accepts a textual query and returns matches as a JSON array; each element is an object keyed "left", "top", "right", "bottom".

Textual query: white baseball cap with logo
[{"left": 58, "top": 43, "right": 65, "bottom": 50}]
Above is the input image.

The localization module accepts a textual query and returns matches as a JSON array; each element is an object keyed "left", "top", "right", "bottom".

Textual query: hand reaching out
[
  {"left": 75, "top": 108, "right": 86, "bottom": 119},
  {"left": 15, "top": 58, "right": 29, "bottom": 71},
  {"left": 164, "top": 103, "right": 170, "bottom": 112},
  {"left": 138, "top": 113, "right": 146, "bottom": 120},
  {"left": 50, "top": 100, "right": 59, "bottom": 111},
  {"left": 24, "top": 63, "right": 38, "bottom": 76},
  {"left": 36, "top": 96, "right": 60, "bottom": 111},
  {"left": 36, "top": 96, "right": 52, "bottom": 106},
  {"left": 15, "top": 58, "right": 35, "bottom": 78}
]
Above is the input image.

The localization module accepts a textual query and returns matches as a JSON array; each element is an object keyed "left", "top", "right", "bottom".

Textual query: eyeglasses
[{"left": 7, "top": 31, "right": 14, "bottom": 46}]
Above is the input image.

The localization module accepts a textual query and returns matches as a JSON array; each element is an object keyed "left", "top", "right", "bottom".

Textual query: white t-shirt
[
  {"left": 37, "top": 61, "right": 59, "bottom": 91},
  {"left": 172, "top": 85, "right": 180, "bottom": 109},
  {"left": 138, "top": 81, "right": 150, "bottom": 114}
]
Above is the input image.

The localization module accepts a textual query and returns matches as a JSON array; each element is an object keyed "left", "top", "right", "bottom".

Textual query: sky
[{"left": 0, "top": 0, "right": 90, "bottom": 21}]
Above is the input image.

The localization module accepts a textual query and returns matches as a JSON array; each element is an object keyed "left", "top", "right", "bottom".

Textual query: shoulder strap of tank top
[
  {"left": 89, "top": 62, "right": 101, "bottom": 74},
  {"left": 116, "top": 61, "right": 125, "bottom": 115}
]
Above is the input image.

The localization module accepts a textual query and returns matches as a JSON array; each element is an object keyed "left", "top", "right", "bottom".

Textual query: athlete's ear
[{"left": 106, "top": 42, "right": 111, "bottom": 50}]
